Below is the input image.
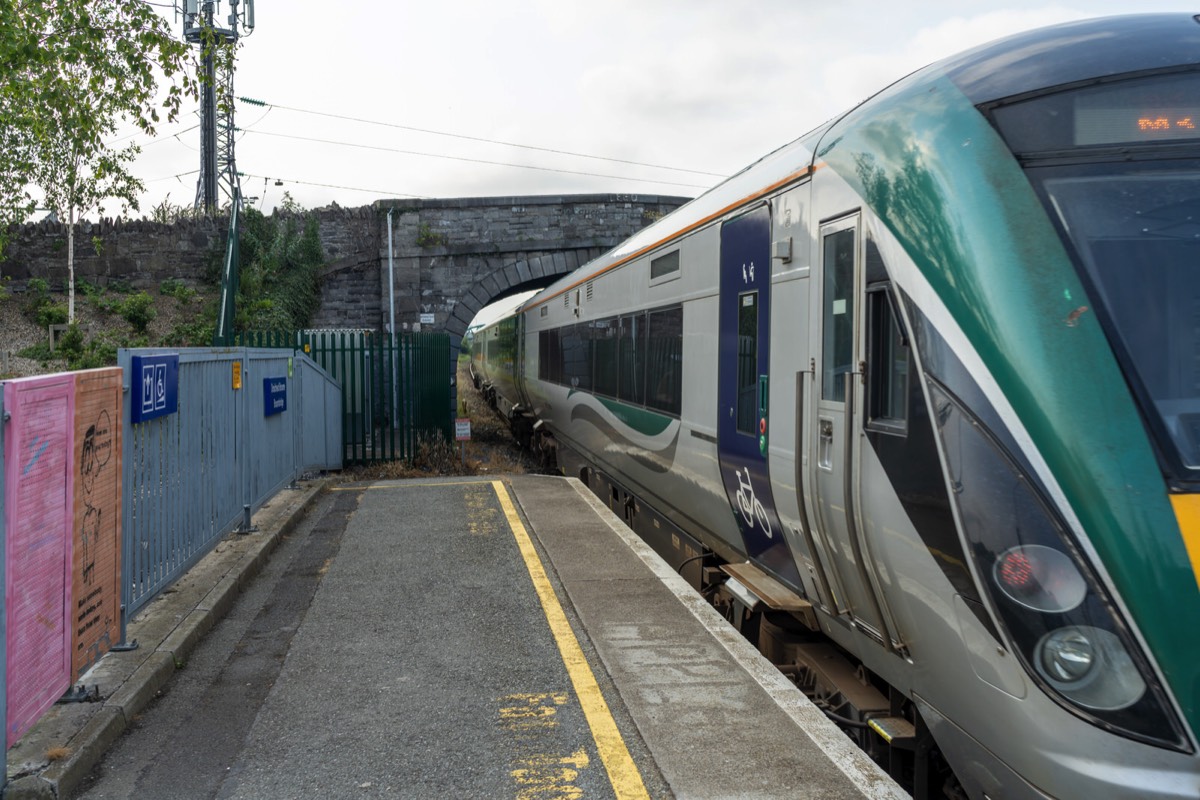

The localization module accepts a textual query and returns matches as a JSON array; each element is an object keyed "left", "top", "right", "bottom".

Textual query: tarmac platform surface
[{"left": 7, "top": 475, "right": 907, "bottom": 799}]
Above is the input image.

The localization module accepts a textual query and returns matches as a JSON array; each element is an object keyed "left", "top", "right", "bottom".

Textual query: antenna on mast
[{"left": 179, "top": 1, "right": 255, "bottom": 215}]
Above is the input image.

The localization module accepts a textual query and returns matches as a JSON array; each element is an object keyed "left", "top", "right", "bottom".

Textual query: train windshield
[
  {"left": 1042, "top": 167, "right": 1200, "bottom": 471},
  {"left": 991, "top": 71, "right": 1200, "bottom": 476}
]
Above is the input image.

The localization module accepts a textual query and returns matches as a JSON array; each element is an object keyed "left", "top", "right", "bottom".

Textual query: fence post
[{"left": 236, "top": 346, "right": 256, "bottom": 533}]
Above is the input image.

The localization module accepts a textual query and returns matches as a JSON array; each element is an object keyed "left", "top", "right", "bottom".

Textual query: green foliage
[
  {"left": 107, "top": 278, "right": 132, "bottom": 294},
  {"left": 68, "top": 335, "right": 118, "bottom": 370},
  {"left": 55, "top": 321, "right": 85, "bottom": 358},
  {"left": 18, "top": 341, "right": 54, "bottom": 362},
  {"left": 416, "top": 222, "right": 446, "bottom": 248},
  {"left": 77, "top": 277, "right": 101, "bottom": 298},
  {"left": 235, "top": 206, "right": 326, "bottom": 332},
  {"left": 21, "top": 323, "right": 118, "bottom": 371},
  {"left": 35, "top": 301, "right": 69, "bottom": 328},
  {"left": 88, "top": 292, "right": 123, "bottom": 316},
  {"left": 149, "top": 194, "right": 203, "bottom": 224},
  {"left": 119, "top": 290, "right": 156, "bottom": 333},
  {"left": 0, "top": 274, "right": 10, "bottom": 302},
  {"left": 23, "top": 276, "right": 57, "bottom": 322},
  {"left": 162, "top": 316, "right": 216, "bottom": 347},
  {"left": 160, "top": 277, "right": 197, "bottom": 305}
]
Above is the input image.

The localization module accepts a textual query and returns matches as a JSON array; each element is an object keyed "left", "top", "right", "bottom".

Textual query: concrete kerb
[{"left": 2, "top": 478, "right": 330, "bottom": 800}]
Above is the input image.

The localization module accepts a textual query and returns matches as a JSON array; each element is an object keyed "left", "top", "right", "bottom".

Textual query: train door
[
  {"left": 717, "top": 204, "right": 803, "bottom": 585},
  {"left": 809, "top": 215, "right": 891, "bottom": 644},
  {"left": 515, "top": 312, "right": 527, "bottom": 404}
]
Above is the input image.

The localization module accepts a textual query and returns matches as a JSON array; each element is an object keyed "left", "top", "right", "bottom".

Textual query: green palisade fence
[{"left": 236, "top": 330, "right": 452, "bottom": 464}]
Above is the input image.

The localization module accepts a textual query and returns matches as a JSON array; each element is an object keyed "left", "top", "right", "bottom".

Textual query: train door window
[
  {"left": 737, "top": 291, "right": 759, "bottom": 434},
  {"left": 618, "top": 313, "right": 646, "bottom": 406},
  {"left": 822, "top": 227, "right": 856, "bottom": 401},
  {"left": 866, "top": 287, "right": 910, "bottom": 433},
  {"left": 592, "top": 318, "right": 618, "bottom": 397},
  {"left": 646, "top": 306, "right": 683, "bottom": 415}
]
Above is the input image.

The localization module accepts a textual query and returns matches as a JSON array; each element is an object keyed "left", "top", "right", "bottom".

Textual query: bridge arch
[{"left": 445, "top": 246, "right": 606, "bottom": 351}]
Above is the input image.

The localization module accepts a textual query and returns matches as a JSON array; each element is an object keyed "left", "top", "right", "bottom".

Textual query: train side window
[
  {"left": 618, "top": 313, "right": 646, "bottom": 406},
  {"left": 539, "top": 329, "right": 562, "bottom": 384},
  {"left": 646, "top": 306, "right": 683, "bottom": 416},
  {"left": 650, "top": 250, "right": 681, "bottom": 285},
  {"left": 562, "top": 324, "right": 591, "bottom": 390},
  {"left": 592, "top": 318, "right": 619, "bottom": 397},
  {"left": 866, "top": 286, "right": 909, "bottom": 433}
]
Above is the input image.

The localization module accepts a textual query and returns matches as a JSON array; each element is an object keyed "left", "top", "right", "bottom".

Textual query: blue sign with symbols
[
  {"left": 130, "top": 354, "right": 180, "bottom": 424},
  {"left": 263, "top": 376, "right": 287, "bottom": 417}
]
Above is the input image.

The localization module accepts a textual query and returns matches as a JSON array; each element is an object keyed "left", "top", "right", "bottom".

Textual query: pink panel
[{"left": 4, "top": 374, "right": 75, "bottom": 748}]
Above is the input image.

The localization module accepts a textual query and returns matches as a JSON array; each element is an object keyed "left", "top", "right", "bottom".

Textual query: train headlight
[
  {"left": 1036, "top": 626, "right": 1146, "bottom": 711},
  {"left": 926, "top": 379, "right": 1188, "bottom": 750},
  {"left": 1039, "top": 627, "right": 1095, "bottom": 682}
]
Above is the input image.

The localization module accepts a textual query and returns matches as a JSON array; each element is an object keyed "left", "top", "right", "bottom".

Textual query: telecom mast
[{"left": 181, "top": 0, "right": 255, "bottom": 214}]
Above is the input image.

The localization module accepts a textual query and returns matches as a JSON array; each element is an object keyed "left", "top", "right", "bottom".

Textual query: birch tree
[{"left": 0, "top": 1, "right": 195, "bottom": 319}]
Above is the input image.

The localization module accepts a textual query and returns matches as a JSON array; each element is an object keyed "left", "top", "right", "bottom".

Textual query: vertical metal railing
[
  {"left": 238, "top": 330, "right": 452, "bottom": 465},
  {"left": 118, "top": 347, "right": 341, "bottom": 620}
]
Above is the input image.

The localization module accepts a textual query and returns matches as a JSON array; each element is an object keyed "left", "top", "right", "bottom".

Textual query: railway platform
[{"left": 8, "top": 474, "right": 906, "bottom": 799}]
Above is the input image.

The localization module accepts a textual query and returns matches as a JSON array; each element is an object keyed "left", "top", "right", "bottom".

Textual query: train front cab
[{"left": 779, "top": 34, "right": 1200, "bottom": 799}]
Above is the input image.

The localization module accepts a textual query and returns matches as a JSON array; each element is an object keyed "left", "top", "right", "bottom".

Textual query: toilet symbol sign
[{"left": 130, "top": 354, "right": 179, "bottom": 424}]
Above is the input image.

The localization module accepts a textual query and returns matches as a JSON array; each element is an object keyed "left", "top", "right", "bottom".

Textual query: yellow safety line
[{"left": 492, "top": 480, "right": 650, "bottom": 800}]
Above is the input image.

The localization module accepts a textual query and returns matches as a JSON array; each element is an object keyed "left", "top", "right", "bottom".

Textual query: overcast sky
[{"left": 118, "top": 2, "right": 1196, "bottom": 216}]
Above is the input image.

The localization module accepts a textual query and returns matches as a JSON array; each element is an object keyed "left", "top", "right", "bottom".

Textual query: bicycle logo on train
[{"left": 734, "top": 466, "right": 773, "bottom": 539}]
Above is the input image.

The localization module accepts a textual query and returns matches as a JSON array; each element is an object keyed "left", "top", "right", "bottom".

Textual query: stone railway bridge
[
  {"left": 4, "top": 192, "right": 690, "bottom": 409},
  {"left": 313, "top": 194, "right": 690, "bottom": 350}
]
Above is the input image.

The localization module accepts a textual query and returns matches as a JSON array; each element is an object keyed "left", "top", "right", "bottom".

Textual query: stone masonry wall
[
  {"left": 0, "top": 194, "right": 691, "bottom": 335},
  {"left": 1, "top": 216, "right": 227, "bottom": 289}
]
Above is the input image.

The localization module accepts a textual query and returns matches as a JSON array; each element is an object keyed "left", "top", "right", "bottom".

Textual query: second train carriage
[{"left": 471, "top": 14, "right": 1200, "bottom": 799}]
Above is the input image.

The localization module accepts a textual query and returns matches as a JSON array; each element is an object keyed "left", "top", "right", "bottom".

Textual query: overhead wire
[
  {"left": 239, "top": 172, "right": 428, "bottom": 200},
  {"left": 238, "top": 129, "right": 714, "bottom": 190},
  {"left": 238, "top": 96, "right": 728, "bottom": 179}
]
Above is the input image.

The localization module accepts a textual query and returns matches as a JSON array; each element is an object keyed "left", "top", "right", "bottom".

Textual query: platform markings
[{"left": 492, "top": 480, "right": 650, "bottom": 800}]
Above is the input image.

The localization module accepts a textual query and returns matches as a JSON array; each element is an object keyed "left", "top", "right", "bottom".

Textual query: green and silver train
[{"left": 471, "top": 14, "right": 1200, "bottom": 799}]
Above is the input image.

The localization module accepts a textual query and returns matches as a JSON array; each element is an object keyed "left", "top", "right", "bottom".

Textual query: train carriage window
[
  {"left": 618, "top": 313, "right": 646, "bottom": 405},
  {"left": 650, "top": 250, "right": 681, "bottom": 284},
  {"left": 646, "top": 306, "right": 683, "bottom": 416},
  {"left": 539, "top": 329, "right": 562, "bottom": 384},
  {"left": 822, "top": 228, "right": 856, "bottom": 402},
  {"left": 737, "top": 292, "right": 759, "bottom": 435},
  {"left": 562, "top": 324, "right": 591, "bottom": 390},
  {"left": 867, "top": 287, "right": 910, "bottom": 433},
  {"left": 591, "top": 318, "right": 619, "bottom": 398}
]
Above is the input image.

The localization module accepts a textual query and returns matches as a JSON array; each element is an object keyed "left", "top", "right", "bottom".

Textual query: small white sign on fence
[{"left": 455, "top": 418, "right": 471, "bottom": 441}]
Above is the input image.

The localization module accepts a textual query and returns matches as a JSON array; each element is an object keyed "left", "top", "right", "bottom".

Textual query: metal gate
[{"left": 238, "top": 330, "right": 452, "bottom": 464}]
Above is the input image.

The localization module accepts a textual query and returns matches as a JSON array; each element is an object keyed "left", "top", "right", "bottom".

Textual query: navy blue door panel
[{"left": 717, "top": 206, "right": 802, "bottom": 586}]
